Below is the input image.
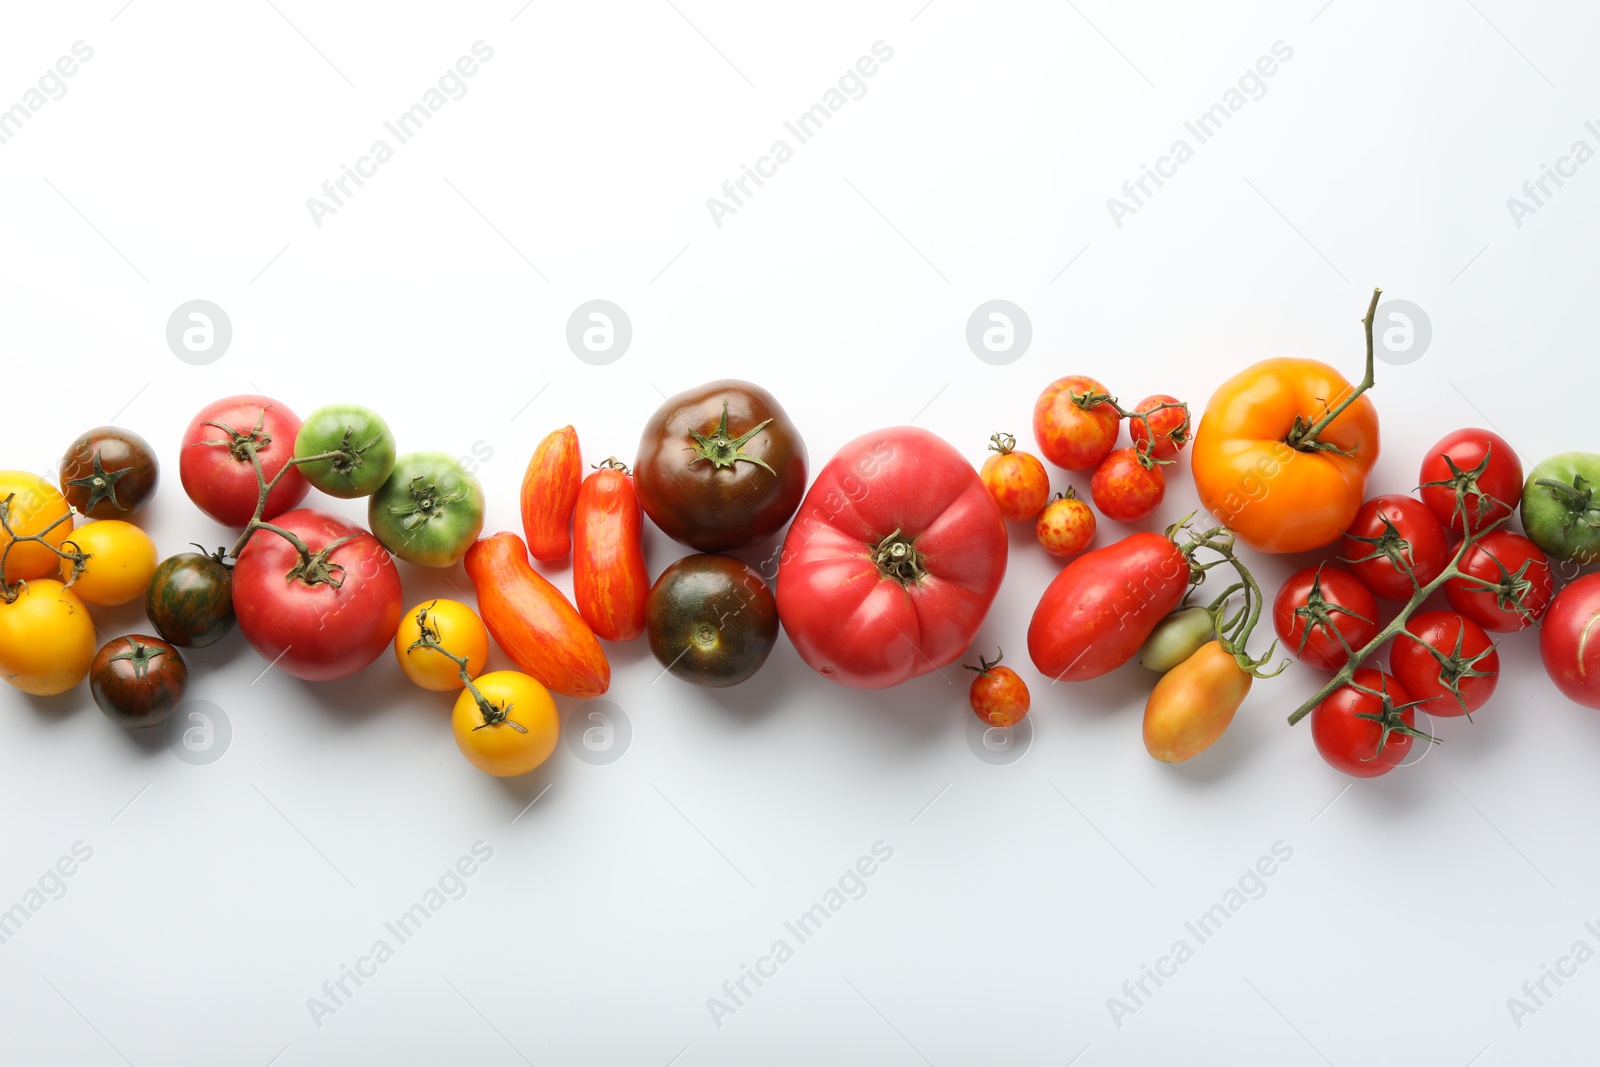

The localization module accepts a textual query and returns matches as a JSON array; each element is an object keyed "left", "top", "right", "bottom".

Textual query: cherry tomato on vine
[
  {"left": 1032, "top": 376, "right": 1120, "bottom": 472},
  {"left": 452, "top": 671, "right": 559, "bottom": 777},
  {"left": 59, "top": 426, "right": 159, "bottom": 519},
  {"left": 1339, "top": 494, "right": 1449, "bottom": 601},
  {"left": 1389, "top": 610, "right": 1498, "bottom": 718},
  {"left": 89, "top": 635, "right": 187, "bottom": 729},
  {"left": 1091, "top": 447, "right": 1164, "bottom": 523},
  {"left": 0, "top": 579, "right": 96, "bottom": 696},
  {"left": 1310, "top": 669, "right": 1427, "bottom": 778},
  {"left": 1418, "top": 428, "right": 1523, "bottom": 537},
  {"left": 979, "top": 434, "right": 1050, "bottom": 522},
  {"left": 179, "top": 396, "right": 308, "bottom": 527},
  {"left": 60, "top": 519, "right": 157, "bottom": 607},
  {"left": 1035, "top": 490, "right": 1095, "bottom": 559},
  {"left": 1444, "top": 530, "right": 1553, "bottom": 632},
  {"left": 965, "top": 649, "right": 1029, "bottom": 727},
  {"left": 1272, "top": 565, "right": 1380, "bottom": 671},
  {"left": 394, "top": 599, "right": 489, "bottom": 692},
  {"left": 1128, "top": 394, "right": 1190, "bottom": 459},
  {"left": 0, "top": 472, "right": 72, "bottom": 583}
]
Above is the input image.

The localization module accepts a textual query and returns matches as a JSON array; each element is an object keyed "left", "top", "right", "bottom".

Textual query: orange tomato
[
  {"left": 573, "top": 461, "right": 649, "bottom": 642},
  {"left": 520, "top": 426, "right": 581, "bottom": 562},
  {"left": 1142, "top": 640, "right": 1251, "bottom": 763},
  {"left": 60, "top": 519, "right": 158, "bottom": 606},
  {"left": 1190, "top": 358, "right": 1379, "bottom": 554},
  {"left": 0, "top": 472, "right": 72, "bottom": 583}
]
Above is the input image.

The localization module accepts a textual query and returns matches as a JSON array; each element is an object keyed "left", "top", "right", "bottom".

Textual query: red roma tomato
[
  {"left": 965, "top": 649, "right": 1029, "bottom": 727},
  {"left": 1032, "top": 376, "right": 1120, "bottom": 471},
  {"left": 1541, "top": 573, "right": 1600, "bottom": 709},
  {"left": 1310, "top": 669, "right": 1425, "bottom": 778},
  {"left": 232, "top": 509, "right": 402, "bottom": 681},
  {"left": 1418, "top": 428, "right": 1523, "bottom": 536},
  {"left": 1028, "top": 532, "right": 1190, "bottom": 681},
  {"left": 1390, "top": 610, "right": 1499, "bottom": 717},
  {"left": 1035, "top": 489, "right": 1095, "bottom": 558},
  {"left": 1128, "top": 394, "right": 1190, "bottom": 459},
  {"left": 1272, "top": 565, "right": 1380, "bottom": 671},
  {"left": 1091, "top": 447, "right": 1164, "bottom": 523},
  {"left": 776, "top": 426, "right": 1007, "bottom": 689},
  {"left": 979, "top": 434, "right": 1050, "bottom": 522},
  {"left": 574, "top": 460, "right": 649, "bottom": 642},
  {"left": 1444, "top": 530, "right": 1553, "bottom": 632},
  {"left": 521, "top": 426, "right": 581, "bottom": 561},
  {"left": 1339, "top": 494, "right": 1449, "bottom": 601},
  {"left": 180, "top": 396, "right": 308, "bottom": 527}
]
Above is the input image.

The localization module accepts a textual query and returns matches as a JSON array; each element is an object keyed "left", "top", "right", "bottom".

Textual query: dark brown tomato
[
  {"left": 90, "top": 634, "right": 187, "bottom": 728},
  {"left": 646, "top": 553, "right": 778, "bottom": 687},
  {"left": 634, "top": 380, "right": 807, "bottom": 551},
  {"left": 59, "top": 426, "right": 160, "bottom": 519},
  {"left": 145, "top": 549, "right": 236, "bottom": 648}
]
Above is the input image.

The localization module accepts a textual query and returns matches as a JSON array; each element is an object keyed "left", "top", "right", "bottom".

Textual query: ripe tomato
[
  {"left": 1091, "top": 447, "right": 1164, "bottom": 523},
  {"left": 980, "top": 434, "right": 1050, "bottom": 522},
  {"left": 647, "top": 554, "right": 778, "bottom": 688},
  {"left": 180, "top": 396, "right": 308, "bottom": 527},
  {"left": 1028, "top": 532, "right": 1190, "bottom": 681},
  {"left": 1272, "top": 565, "right": 1380, "bottom": 671},
  {"left": 89, "top": 635, "right": 187, "bottom": 728},
  {"left": 232, "top": 510, "right": 403, "bottom": 681},
  {"left": 367, "top": 453, "right": 485, "bottom": 568},
  {"left": 1339, "top": 494, "right": 1449, "bottom": 601},
  {"left": 776, "top": 426, "right": 1007, "bottom": 689},
  {"left": 1191, "top": 358, "right": 1380, "bottom": 553},
  {"left": 1390, "top": 610, "right": 1498, "bottom": 717},
  {"left": 1310, "top": 669, "right": 1425, "bottom": 778},
  {"left": 1032, "top": 376, "right": 1120, "bottom": 471},
  {"left": 1418, "top": 428, "right": 1523, "bottom": 536},
  {"left": 293, "top": 403, "right": 397, "bottom": 499},
  {"left": 1035, "top": 489, "right": 1095, "bottom": 558},
  {"left": 452, "top": 671, "right": 559, "bottom": 777},
  {"left": 1541, "top": 574, "right": 1600, "bottom": 709},
  {"left": 0, "top": 471, "right": 72, "bottom": 583},
  {"left": 145, "top": 549, "right": 235, "bottom": 648},
  {"left": 574, "top": 461, "right": 649, "bottom": 642},
  {"left": 521, "top": 426, "right": 582, "bottom": 561},
  {"left": 1143, "top": 640, "right": 1251, "bottom": 762},
  {"left": 60, "top": 519, "right": 157, "bottom": 606},
  {"left": 394, "top": 599, "right": 489, "bottom": 692},
  {"left": 0, "top": 580, "right": 96, "bottom": 695},
  {"left": 1128, "top": 394, "right": 1190, "bottom": 459},
  {"left": 59, "top": 426, "right": 160, "bottom": 519},
  {"left": 1444, "top": 530, "right": 1553, "bottom": 632},
  {"left": 965, "top": 649, "right": 1029, "bottom": 727}
]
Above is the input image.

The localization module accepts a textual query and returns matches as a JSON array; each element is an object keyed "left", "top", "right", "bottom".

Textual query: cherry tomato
[
  {"left": 89, "top": 635, "right": 187, "bottom": 729},
  {"left": 1091, "top": 447, "right": 1164, "bottom": 523},
  {"left": 59, "top": 426, "right": 160, "bottom": 519},
  {"left": 965, "top": 649, "right": 1029, "bottom": 727},
  {"left": 979, "top": 434, "right": 1050, "bottom": 522},
  {"left": 452, "top": 671, "right": 559, "bottom": 777},
  {"left": 1310, "top": 669, "right": 1426, "bottom": 778},
  {"left": 180, "top": 396, "right": 308, "bottom": 527},
  {"left": 1541, "top": 574, "right": 1600, "bottom": 709},
  {"left": 0, "top": 472, "right": 72, "bottom": 583},
  {"left": 1339, "top": 494, "right": 1449, "bottom": 601},
  {"left": 1128, "top": 394, "right": 1190, "bottom": 459},
  {"left": 1273, "top": 565, "right": 1380, "bottom": 671},
  {"left": 1389, "top": 610, "right": 1498, "bottom": 718},
  {"left": 394, "top": 600, "right": 489, "bottom": 692},
  {"left": 1444, "top": 530, "right": 1553, "bottom": 632},
  {"left": 1032, "top": 376, "right": 1120, "bottom": 471},
  {"left": 1418, "top": 428, "right": 1523, "bottom": 536},
  {"left": 0, "top": 580, "right": 96, "bottom": 695},
  {"left": 60, "top": 519, "right": 158, "bottom": 606},
  {"left": 1035, "top": 489, "right": 1095, "bottom": 559}
]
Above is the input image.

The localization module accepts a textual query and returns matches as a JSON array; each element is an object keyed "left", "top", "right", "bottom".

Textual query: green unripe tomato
[
  {"left": 368, "top": 452, "right": 485, "bottom": 567},
  {"left": 1139, "top": 605, "right": 1215, "bottom": 673},
  {"left": 1521, "top": 453, "right": 1600, "bottom": 566},
  {"left": 294, "top": 404, "right": 397, "bottom": 498}
]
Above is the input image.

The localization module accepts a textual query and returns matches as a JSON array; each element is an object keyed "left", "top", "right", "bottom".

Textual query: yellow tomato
[
  {"left": 452, "top": 671, "right": 559, "bottom": 777},
  {"left": 0, "top": 580, "right": 97, "bottom": 695},
  {"left": 61, "top": 520, "right": 158, "bottom": 606},
  {"left": 394, "top": 599, "right": 489, "bottom": 692},
  {"left": 0, "top": 471, "right": 72, "bottom": 583}
]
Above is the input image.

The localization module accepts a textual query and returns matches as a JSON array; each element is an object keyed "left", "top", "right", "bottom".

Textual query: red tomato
[
  {"left": 1339, "top": 494, "right": 1449, "bottom": 601},
  {"left": 1091, "top": 447, "right": 1164, "bottom": 523},
  {"left": 1541, "top": 574, "right": 1600, "bottom": 709},
  {"left": 180, "top": 395, "right": 309, "bottom": 527},
  {"left": 1128, "top": 394, "right": 1190, "bottom": 459},
  {"left": 1390, "top": 610, "right": 1499, "bottom": 717},
  {"left": 574, "top": 461, "right": 649, "bottom": 642},
  {"left": 1444, "top": 530, "right": 1553, "bottom": 632},
  {"left": 1272, "top": 565, "right": 1380, "bottom": 671},
  {"left": 1035, "top": 490, "right": 1095, "bottom": 558},
  {"left": 232, "top": 509, "right": 403, "bottom": 681},
  {"left": 1032, "top": 376, "right": 1120, "bottom": 471},
  {"left": 1310, "top": 669, "right": 1426, "bottom": 778},
  {"left": 776, "top": 426, "right": 1007, "bottom": 689},
  {"left": 965, "top": 649, "right": 1029, "bottom": 727},
  {"left": 979, "top": 434, "right": 1050, "bottom": 522},
  {"left": 1028, "top": 532, "right": 1190, "bottom": 682},
  {"left": 1418, "top": 428, "right": 1523, "bottom": 536}
]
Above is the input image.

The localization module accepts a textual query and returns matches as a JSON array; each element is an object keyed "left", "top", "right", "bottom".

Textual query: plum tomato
[
  {"left": 979, "top": 434, "right": 1050, "bottom": 522},
  {"left": 1128, "top": 394, "right": 1190, "bottom": 459},
  {"left": 89, "top": 634, "right": 187, "bottom": 729},
  {"left": 1389, "top": 610, "right": 1498, "bottom": 717},
  {"left": 1418, "top": 428, "right": 1523, "bottom": 536},
  {"left": 179, "top": 396, "right": 308, "bottom": 527},
  {"left": 647, "top": 554, "right": 778, "bottom": 688},
  {"left": 60, "top": 519, "right": 157, "bottom": 607},
  {"left": 394, "top": 599, "right": 489, "bottom": 692},
  {"left": 293, "top": 403, "right": 397, "bottom": 499},
  {"left": 965, "top": 649, "right": 1029, "bottom": 727},
  {"left": 452, "top": 671, "right": 559, "bottom": 777},
  {"left": 1273, "top": 565, "right": 1380, "bottom": 671},
  {"left": 1443, "top": 529, "right": 1553, "bottom": 632},
  {"left": 1091, "top": 447, "right": 1164, "bottom": 523},
  {"left": 367, "top": 453, "right": 485, "bottom": 568},
  {"left": 1338, "top": 494, "right": 1449, "bottom": 601},
  {"left": 1310, "top": 668, "right": 1429, "bottom": 778},
  {"left": 1032, "top": 375, "right": 1120, "bottom": 471},
  {"left": 59, "top": 426, "right": 159, "bottom": 519},
  {"left": 1035, "top": 489, "right": 1095, "bottom": 559},
  {"left": 145, "top": 548, "right": 235, "bottom": 648},
  {"left": 0, "top": 471, "right": 72, "bottom": 583}
]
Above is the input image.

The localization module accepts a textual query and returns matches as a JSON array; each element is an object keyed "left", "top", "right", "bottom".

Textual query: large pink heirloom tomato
[{"left": 776, "top": 426, "right": 1007, "bottom": 689}]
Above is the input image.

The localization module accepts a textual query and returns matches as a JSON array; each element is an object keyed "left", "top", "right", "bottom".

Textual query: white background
[{"left": 1, "top": 1, "right": 1597, "bottom": 1064}]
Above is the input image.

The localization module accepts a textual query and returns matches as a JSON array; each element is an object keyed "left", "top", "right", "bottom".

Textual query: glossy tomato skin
[
  {"left": 1521, "top": 452, "right": 1600, "bottom": 565},
  {"left": 146, "top": 550, "right": 235, "bottom": 648},
  {"left": 1444, "top": 530, "right": 1553, "bottom": 632},
  {"left": 60, "top": 519, "right": 158, "bottom": 606},
  {"left": 1418, "top": 428, "right": 1523, "bottom": 536},
  {"left": 0, "top": 471, "right": 72, "bottom": 583},
  {"left": 0, "top": 580, "right": 95, "bottom": 695},
  {"left": 1143, "top": 640, "right": 1251, "bottom": 762},
  {"left": 1339, "top": 494, "right": 1449, "bottom": 601},
  {"left": 1272, "top": 565, "right": 1379, "bottom": 671},
  {"left": 293, "top": 403, "right": 396, "bottom": 499},
  {"left": 647, "top": 554, "right": 778, "bottom": 688},
  {"left": 90, "top": 635, "right": 187, "bottom": 728},
  {"left": 967, "top": 657, "right": 1029, "bottom": 727},
  {"left": 1390, "top": 610, "right": 1498, "bottom": 717},
  {"left": 1128, "top": 394, "right": 1190, "bottom": 459},
  {"left": 521, "top": 426, "right": 582, "bottom": 561},
  {"left": 1035, "top": 490, "right": 1095, "bottom": 558},
  {"left": 367, "top": 452, "right": 485, "bottom": 568},
  {"left": 59, "top": 426, "right": 160, "bottom": 519},
  {"left": 1028, "top": 532, "right": 1190, "bottom": 682},
  {"left": 452, "top": 671, "right": 559, "bottom": 777},
  {"left": 777, "top": 426, "right": 1007, "bottom": 689},
  {"left": 1541, "top": 574, "right": 1600, "bottom": 708},
  {"left": 180, "top": 396, "right": 308, "bottom": 527},
  {"left": 394, "top": 599, "right": 488, "bottom": 692},
  {"left": 232, "top": 510, "right": 402, "bottom": 681},
  {"left": 635, "top": 380, "right": 807, "bottom": 551},
  {"left": 1032, "top": 376, "right": 1120, "bottom": 471},
  {"left": 574, "top": 464, "right": 649, "bottom": 642},
  {"left": 1310, "top": 669, "right": 1417, "bottom": 778},
  {"left": 1091, "top": 447, "right": 1164, "bottom": 523},
  {"left": 1191, "top": 358, "right": 1380, "bottom": 554},
  {"left": 979, "top": 437, "right": 1050, "bottom": 522}
]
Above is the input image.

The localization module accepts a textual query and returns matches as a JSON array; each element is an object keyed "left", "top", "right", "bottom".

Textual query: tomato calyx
[
  {"left": 1347, "top": 677, "right": 1439, "bottom": 759},
  {"left": 64, "top": 450, "right": 134, "bottom": 514},
  {"left": 595, "top": 456, "right": 631, "bottom": 473},
  {"left": 1531, "top": 474, "right": 1600, "bottom": 538},
  {"left": 1070, "top": 390, "right": 1191, "bottom": 466},
  {"left": 383, "top": 475, "right": 470, "bottom": 533},
  {"left": 1417, "top": 448, "right": 1510, "bottom": 533},
  {"left": 871, "top": 528, "right": 925, "bottom": 585},
  {"left": 1172, "top": 519, "right": 1286, "bottom": 678},
  {"left": 1282, "top": 287, "right": 1382, "bottom": 456},
  {"left": 964, "top": 647, "right": 1004, "bottom": 677},
  {"left": 190, "top": 543, "right": 234, "bottom": 570},
  {"left": 1457, "top": 553, "right": 1542, "bottom": 625},
  {"left": 281, "top": 531, "right": 361, "bottom": 588},
  {"left": 105, "top": 635, "right": 170, "bottom": 681},
  {"left": 988, "top": 433, "right": 1017, "bottom": 456},
  {"left": 685, "top": 400, "right": 775, "bottom": 475},
  {"left": 1398, "top": 625, "right": 1498, "bottom": 719},
  {"left": 196, "top": 411, "right": 276, "bottom": 465},
  {"left": 1340, "top": 517, "right": 1420, "bottom": 585},
  {"left": 0, "top": 493, "right": 88, "bottom": 603},
  {"left": 1289, "top": 564, "right": 1374, "bottom": 663}
]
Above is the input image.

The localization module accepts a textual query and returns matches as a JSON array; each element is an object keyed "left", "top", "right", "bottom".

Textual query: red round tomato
[
  {"left": 1310, "top": 669, "right": 1427, "bottom": 778},
  {"left": 180, "top": 395, "right": 308, "bottom": 527},
  {"left": 1032, "top": 376, "right": 1120, "bottom": 471},
  {"left": 1418, "top": 428, "right": 1523, "bottom": 536},
  {"left": 1339, "top": 494, "right": 1449, "bottom": 600},
  {"left": 1128, "top": 394, "right": 1189, "bottom": 459},
  {"left": 965, "top": 649, "right": 1029, "bottom": 727},
  {"left": 1444, "top": 530, "right": 1553, "bottom": 632},
  {"left": 1541, "top": 573, "right": 1600, "bottom": 709},
  {"left": 232, "top": 509, "right": 402, "bottom": 681},
  {"left": 1091, "top": 447, "right": 1164, "bottom": 523},
  {"left": 1390, "top": 610, "right": 1498, "bottom": 717},
  {"left": 1272, "top": 564, "right": 1380, "bottom": 671},
  {"left": 776, "top": 426, "right": 1007, "bottom": 689}
]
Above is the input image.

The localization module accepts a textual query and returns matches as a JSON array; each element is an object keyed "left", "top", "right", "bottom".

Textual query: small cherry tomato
[
  {"left": 1128, "top": 394, "right": 1190, "bottom": 459},
  {"left": 1035, "top": 489, "right": 1095, "bottom": 558},
  {"left": 452, "top": 671, "right": 560, "bottom": 777},
  {"left": 1418, "top": 428, "right": 1523, "bottom": 536},
  {"left": 395, "top": 599, "right": 490, "bottom": 692},
  {"left": 1444, "top": 530, "right": 1553, "bottom": 632},
  {"left": 61, "top": 519, "right": 158, "bottom": 606},
  {"left": 1091, "top": 447, "right": 1164, "bottom": 523},
  {"left": 1310, "top": 668, "right": 1430, "bottom": 778},
  {"left": 89, "top": 634, "right": 187, "bottom": 729},
  {"left": 979, "top": 434, "right": 1050, "bottom": 522},
  {"left": 1339, "top": 494, "right": 1449, "bottom": 601},
  {"left": 0, "top": 580, "right": 96, "bottom": 695},
  {"left": 0, "top": 472, "right": 72, "bottom": 583},
  {"left": 1273, "top": 565, "right": 1380, "bottom": 671},
  {"left": 965, "top": 648, "right": 1029, "bottom": 727},
  {"left": 1032, "top": 376, "right": 1120, "bottom": 471},
  {"left": 59, "top": 426, "right": 160, "bottom": 519},
  {"left": 1389, "top": 610, "right": 1498, "bottom": 718}
]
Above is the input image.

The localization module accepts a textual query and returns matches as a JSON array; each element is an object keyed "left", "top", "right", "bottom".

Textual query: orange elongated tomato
[
  {"left": 520, "top": 426, "right": 582, "bottom": 561},
  {"left": 574, "top": 460, "right": 649, "bottom": 642},
  {"left": 464, "top": 532, "right": 610, "bottom": 697},
  {"left": 1191, "top": 358, "right": 1379, "bottom": 554},
  {"left": 1143, "top": 640, "right": 1252, "bottom": 763}
]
